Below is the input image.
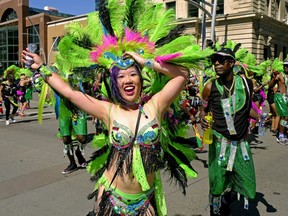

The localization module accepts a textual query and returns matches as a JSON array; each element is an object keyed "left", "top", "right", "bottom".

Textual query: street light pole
[
  {"left": 210, "top": 0, "right": 218, "bottom": 43},
  {"left": 186, "top": 0, "right": 218, "bottom": 46},
  {"left": 47, "top": 36, "right": 60, "bottom": 65},
  {"left": 201, "top": 1, "right": 207, "bottom": 49}
]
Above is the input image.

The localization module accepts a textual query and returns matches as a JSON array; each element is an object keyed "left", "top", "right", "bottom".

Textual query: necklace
[
  {"left": 125, "top": 99, "right": 148, "bottom": 119},
  {"left": 223, "top": 77, "right": 235, "bottom": 97}
]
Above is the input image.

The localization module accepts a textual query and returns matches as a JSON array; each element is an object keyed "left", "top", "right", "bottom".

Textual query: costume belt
[{"left": 213, "top": 131, "right": 250, "bottom": 172}]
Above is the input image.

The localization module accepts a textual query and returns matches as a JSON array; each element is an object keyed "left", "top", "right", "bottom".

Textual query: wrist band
[
  {"left": 144, "top": 59, "right": 155, "bottom": 69},
  {"left": 37, "top": 64, "right": 52, "bottom": 79}
]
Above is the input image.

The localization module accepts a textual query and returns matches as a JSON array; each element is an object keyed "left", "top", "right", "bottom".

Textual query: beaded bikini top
[
  {"left": 107, "top": 105, "right": 163, "bottom": 191},
  {"left": 110, "top": 118, "right": 160, "bottom": 149}
]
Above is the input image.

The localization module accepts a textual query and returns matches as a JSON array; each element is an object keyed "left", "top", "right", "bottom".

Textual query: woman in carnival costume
[
  {"left": 200, "top": 41, "right": 263, "bottom": 216},
  {"left": 0, "top": 65, "right": 32, "bottom": 125},
  {"left": 268, "top": 58, "right": 288, "bottom": 145},
  {"left": 0, "top": 67, "right": 18, "bottom": 125},
  {"left": 22, "top": 0, "right": 213, "bottom": 215}
]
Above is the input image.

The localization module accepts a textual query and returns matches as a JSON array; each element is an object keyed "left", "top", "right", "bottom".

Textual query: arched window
[{"left": 1, "top": 8, "right": 18, "bottom": 23}]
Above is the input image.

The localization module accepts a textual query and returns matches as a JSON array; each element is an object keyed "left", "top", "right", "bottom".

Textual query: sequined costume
[
  {"left": 42, "top": 0, "right": 214, "bottom": 214},
  {"left": 87, "top": 102, "right": 196, "bottom": 215},
  {"left": 207, "top": 75, "right": 256, "bottom": 213}
]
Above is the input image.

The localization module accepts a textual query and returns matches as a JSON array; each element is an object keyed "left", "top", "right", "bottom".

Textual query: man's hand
[{"left": 200, "top": 115, "right": 211, "bottom": 131}]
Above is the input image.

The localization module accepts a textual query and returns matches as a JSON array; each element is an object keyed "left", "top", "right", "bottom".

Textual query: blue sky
[{"left": 29, "top": 0, "right": 96, "bottom": 15}]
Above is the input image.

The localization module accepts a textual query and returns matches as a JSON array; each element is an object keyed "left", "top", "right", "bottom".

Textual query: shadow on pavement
[
  {"left": 15, "top": 117, "right": 51, "bottom": 123},
  {"left": 247, "top": 133, "right": 270, "bottom": 150},
  {"left": 231, "top": 192, "right": 277, "bottom": 216}
]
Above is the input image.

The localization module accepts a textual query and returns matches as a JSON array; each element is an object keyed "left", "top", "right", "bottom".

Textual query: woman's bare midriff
[{"left": 104, "top": 168, "right": 155, "bottom": 194}]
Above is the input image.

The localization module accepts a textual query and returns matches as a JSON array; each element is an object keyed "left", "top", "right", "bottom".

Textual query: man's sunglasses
[{"left": 211, "top": 56, "right": 233, "bottom": 65}]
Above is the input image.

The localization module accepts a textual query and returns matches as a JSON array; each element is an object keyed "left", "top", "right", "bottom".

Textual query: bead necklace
[{"left": 223, "top": 76, "right": 235, "bottom": 97}]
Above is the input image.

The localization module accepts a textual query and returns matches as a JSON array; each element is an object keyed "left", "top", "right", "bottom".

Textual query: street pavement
[{"left": 0, "top": 95, "right": 287, "bottom": 216}]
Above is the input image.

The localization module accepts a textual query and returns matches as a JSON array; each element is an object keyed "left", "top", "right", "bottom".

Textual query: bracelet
[
  {"left": 37, "top": 64, "right": 52, "bottom": 79},
  {"left": 144, "top": 59, "right": 155, "bottom": 69}
]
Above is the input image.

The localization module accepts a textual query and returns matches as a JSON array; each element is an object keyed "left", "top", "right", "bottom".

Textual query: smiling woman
[
  {"left": 110, "top": 64, "right": 143, "bottom": 106},
  {"left": 21, "top": 0, "right": 214, "bottom": 215}
]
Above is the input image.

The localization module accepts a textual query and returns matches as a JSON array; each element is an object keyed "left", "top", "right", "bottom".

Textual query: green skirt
[
  {"left": 274, "top": 93, "right": 288, "bottom": 116},
  {"left": 209, "top": 131, "right": 256, "bottom": 199}
]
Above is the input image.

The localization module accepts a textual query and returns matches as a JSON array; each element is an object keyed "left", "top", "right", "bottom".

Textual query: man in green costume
[{"left": 200, "top": 48, "right": 258, "bottom": 215}]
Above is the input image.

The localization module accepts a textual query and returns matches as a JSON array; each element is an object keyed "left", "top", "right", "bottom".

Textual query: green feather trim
[
  {"left": 108, "top": 0, "right": 125, "bottom": 37},
  {"left": 3, "top": 65, "right": 20, "bottom": 79},
  {"left": 155, "top": 36, "right": 196, "bottom": 55},
  {"left": 86, "top": 149, "right": 110, "bottom": 175},
  {"left": 170, "top": 142, "right": 196, "bottom": 161},
  {"left": 235, "top": 48, "right": 248, "bottom": 61},
  {"left": 271, "top": 58, "right": 284, "bottom": 73},
  {"left": 166, "top": 148, "right": 197, "bottom": 178},
  {"left": 148, "top": 6, "right": 176, "bottom": 42},
  {"left": 136, "top": 2, "right": 157, "bottom": 34},
  {"left": 85, "top": 12, "right": 103, "bottom": 45},
  {"left": 18, "top": 68, "right": 33, "bottom": 78},
  {"left": 92, "top": 133, "right": 108, "bottom": 149}
]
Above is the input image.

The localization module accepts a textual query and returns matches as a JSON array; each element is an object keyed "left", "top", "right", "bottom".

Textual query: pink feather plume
[
  {"left": 155, "top": 53, "right": 183, "bottom": 65},
  {"left": 90, "top": 35, "right": 118, "bottom": 62}
]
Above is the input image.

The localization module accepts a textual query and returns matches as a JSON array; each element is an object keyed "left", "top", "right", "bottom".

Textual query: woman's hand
[
  {"left": 124, "top": 51, "right": 145, "bottom": 66},
  {"left": 21, "top": 49, "right": 44, "bottom": 70}
]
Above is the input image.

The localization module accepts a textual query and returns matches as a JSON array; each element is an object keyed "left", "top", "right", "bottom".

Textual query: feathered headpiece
[
  {"left": 55, "top": 0, "right": 213, "bottom": 97},
  {"left": 3, "top": 65, "right": 32, "bottom": 79}
]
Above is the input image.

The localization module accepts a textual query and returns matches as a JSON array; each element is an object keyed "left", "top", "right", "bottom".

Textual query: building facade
[
  {"left": 1, "top": 0, "right": 288, "bottom": 75},
  {"left": 158, "top": 0, "right": 288, "bottom": 62},
  {"left": 0, "top": 0, "right": 74, "bottom": 74}
]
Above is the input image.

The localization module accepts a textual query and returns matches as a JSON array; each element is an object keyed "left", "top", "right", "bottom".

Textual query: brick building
[{"left": 0, "top": 0, "right": 74, "bottom": 74}]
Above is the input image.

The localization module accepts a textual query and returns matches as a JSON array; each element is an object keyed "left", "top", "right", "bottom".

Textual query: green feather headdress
[
  {"left": 55, "top": 0, "right": 213, "bottom": 93},
  {"left": 271, "top": 58, "right": 284, "bottom": 73}
]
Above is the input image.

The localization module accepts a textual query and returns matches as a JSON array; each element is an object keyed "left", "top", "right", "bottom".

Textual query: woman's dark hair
[{"left": 110, "top": 62, "right": 143, "bottom": 105}]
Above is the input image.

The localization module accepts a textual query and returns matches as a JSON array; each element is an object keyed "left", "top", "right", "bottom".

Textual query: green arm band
[{"left": 37, "top": 64, "right": 53, "bottom": 79}]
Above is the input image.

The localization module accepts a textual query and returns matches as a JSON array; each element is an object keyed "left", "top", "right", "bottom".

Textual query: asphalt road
[{"left": 0, "top": 96, "right": 287, "bottom": 216}]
